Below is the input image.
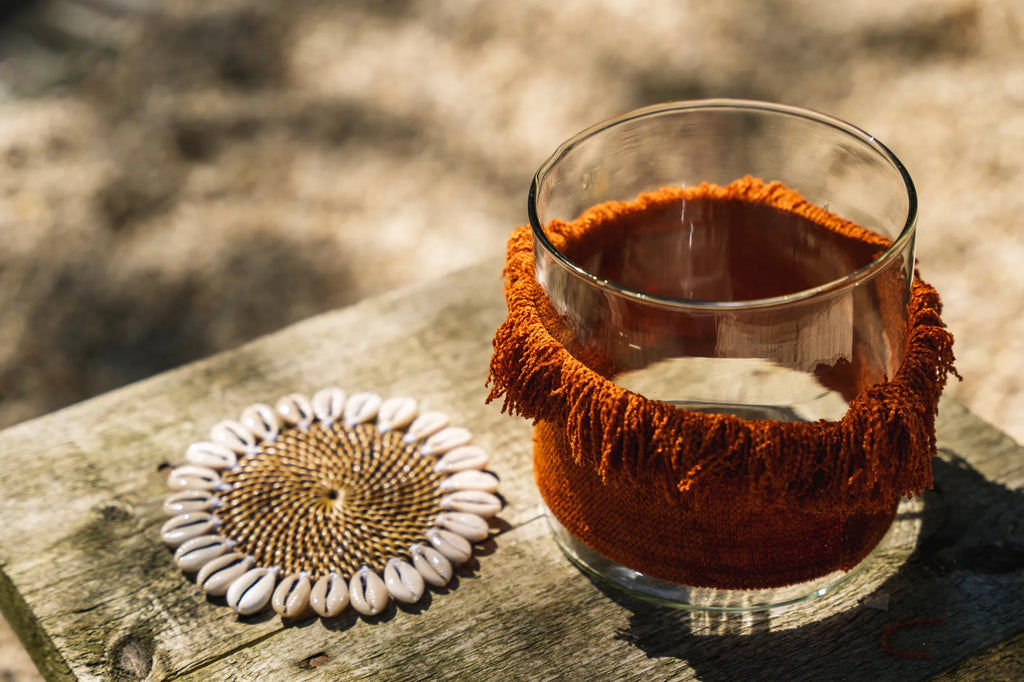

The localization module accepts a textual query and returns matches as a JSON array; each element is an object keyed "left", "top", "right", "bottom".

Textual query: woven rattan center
[{"left": 217, "top": 422, "right": 444, "bottom": 576}]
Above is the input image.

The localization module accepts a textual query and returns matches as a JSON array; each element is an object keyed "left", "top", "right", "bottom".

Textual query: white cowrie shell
[
  {"left": 421, "top": 426, "right": 473, "bottom": 456},
  {"left": 383, "top": 558, "right": 425, "bottom": 604},
  {"left": 163, "top": 489, "right": 218, "bottom": 516},
  {"left": 437, "top": 512, "right": 490, "bottom": 543},
  {"left": 377, "top": 396, "right": 418, "bottom": 433},
  {"left": 197, "top": 553, "right": 254, "bottom": 596},
  {"left": 409, "top": 543, "right": 452, "bottom": 587},
  {"left": 211, "top": 419, "right": 256, "bottom": 454},
  {"left": 311, "top": 387, "right": 346, "bottom": 426},
  {"left": 349, "top": 566, "right": 388, "bottom": 616},
  {"left": 440, "top": 490, "right": 502, "bottom": 518},
  {"left": 160, "top": 512, "right": 218, "bottom": 547},
  {"left": 167, "top": 464, "right": 221, "bottom": 492},
  {"left": 173, "top": 534, "right": 232, "bottom": 572},
  {"left": 344, "top": 392, "right": 381, "bottom": 427},
  {"left": 310, "top": 572, "right": 349, "bottom": 617},
  {"left": 241, "top": 403, "right": 280, "bottom": 443},
  {"left": 433, "top": 445, "right": 489, "bottom": 474},
  {"left": 403, "top": 411, "right": 449, "bottom": 443},
  {"left": 272, "top": 572, "right": 312, "bottom": 619},
  {"left": 276, "top": 393, "right": 314, "bottom": 429},
  {"left": 439, "top": 470, "right": 500, "bottom": 493},
  {"left": 185, "top": 442, "right": 237, "bottom": 470},
  {"left": 227, "top": 566, "right": 279, "bottom": 615},
  {"left": 425, "top": 527, "right": 472, "bottom": 564}
]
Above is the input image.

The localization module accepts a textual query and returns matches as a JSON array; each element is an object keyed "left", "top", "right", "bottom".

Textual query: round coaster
[{"left": 160, "top": 388, "right": 501, "bottom": 618}]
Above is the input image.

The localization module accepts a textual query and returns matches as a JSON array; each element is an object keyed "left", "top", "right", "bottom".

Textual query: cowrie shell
[
  {"left": 433, "top": 446, "right": 489, "bottom": 474},
  {"left": 167, "top": 464, "right": 221, "bottom": 492},
  {"left": 272, "top": 572, "right": 312, "bottom": 619},
  {"left": 276, "top": 393, "right": 314, "bottom": 429},
  {"left": 173, "top": 534, "right": 232, "bottom": 572},
  {"left": 409, "top": 543, "right": 452, "bottom": 587},
  {"left": 311, "top": 387, "right": 346, "bottom": 427},
  {"left": 344, "top": 392, "right": 382, "bottom": 427},
  {"left": 211, "top": 419, "right": 256, "bottom": 454},
  {"left": 185, "top": 442, "right": 237, "bottom": 470},
  {"left": 439, "top": 470, "right": 499, "bottom": 493},
  {"left": 383, "top": 558, "right": 425, "bottom": 604},
  {"left": 163, "top": 489, "right": 218, "bottom": 516},
  {"left": 437, "top": 512, "right": 489, "bottom": 543},
  {"left": 160, "top": 512, "right": 218, "bottom": 547},
  {"left": 439, "top": 490, "right": 502, "bottom": 518},
  {"left": 425, "top": 527, "right": 472, "bottom": 564},
  {"left": 349, "top": 566, "right": 388, "bottom": 616},
  {"left": 421, "top": 427, "right": 472, "bottom": 456},
  {"left": 227, "top": 566, "right": 279, "bottom": 615},
  {"left": 164, "top": 386, "right": 501, "bottom": 620},
  {"left": 240, "top": 403, "right": 280, "bottom": 443},
  {"left": 310, "top": 572, "right": 349, "bottom": 617},
  {"left": 377, "top": 396, "right": 418, "bottom": 433},
  {"left": 197, "top": 553, "right": 254, "bottom": 596},
  {"left": 403, "top": 411, "right": 449, "bottom": 443}
]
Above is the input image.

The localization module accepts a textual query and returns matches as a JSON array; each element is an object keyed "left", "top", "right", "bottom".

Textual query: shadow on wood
[{"left": 599, "top": 453, "right": 1024, "bottom": 681}]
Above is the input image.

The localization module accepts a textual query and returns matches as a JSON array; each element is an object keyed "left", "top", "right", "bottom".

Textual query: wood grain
[{"left": 0, "top": 260, "right": 1021, "bottom": 681}]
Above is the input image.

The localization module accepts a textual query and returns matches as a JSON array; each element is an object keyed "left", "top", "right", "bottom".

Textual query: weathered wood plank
[
  {"left": 932, "top": 631, "right": 1024, "bottom": 681},
  {"left": 0, "top": 259, "right": 1021, "bottom": 681}
]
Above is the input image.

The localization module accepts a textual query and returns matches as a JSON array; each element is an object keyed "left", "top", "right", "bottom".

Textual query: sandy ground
[{"left": 1, "top": 0, "right": 1022, "bottom": 678}]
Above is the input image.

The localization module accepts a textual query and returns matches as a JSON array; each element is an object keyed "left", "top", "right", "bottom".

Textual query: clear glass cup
[{"left": 529, "top": 100, "right": 918, "bottom": 610}]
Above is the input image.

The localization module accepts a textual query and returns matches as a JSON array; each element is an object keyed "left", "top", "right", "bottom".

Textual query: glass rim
[{"left": 527, "top": 99, "right": 918, "bottom": 311}]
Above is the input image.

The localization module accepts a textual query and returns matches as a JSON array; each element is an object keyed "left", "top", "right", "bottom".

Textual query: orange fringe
[{"left": 487, "top": 177, "right": 958, "bottom": 588}]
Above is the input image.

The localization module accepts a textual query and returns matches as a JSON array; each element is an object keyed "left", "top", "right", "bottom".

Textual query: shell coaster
[{"left": 161, "top": 388, "right": 501, "bottom": 619}]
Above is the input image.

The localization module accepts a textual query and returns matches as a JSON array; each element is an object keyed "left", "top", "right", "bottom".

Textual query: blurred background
[{"left": 0, "top": 0, "right": 1021, "bottom": 678}]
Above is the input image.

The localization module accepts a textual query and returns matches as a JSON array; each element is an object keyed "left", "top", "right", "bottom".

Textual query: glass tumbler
[{"left": 529, "top": 100, "right": 918, "bottom": 610}]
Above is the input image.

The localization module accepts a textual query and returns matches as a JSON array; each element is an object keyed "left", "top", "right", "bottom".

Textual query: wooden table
[{"left": 0, "top": 260, "right": 1021, "bottom": 681}]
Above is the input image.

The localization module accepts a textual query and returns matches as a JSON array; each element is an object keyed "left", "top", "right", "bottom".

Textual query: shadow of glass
[{"left": 593, "top": 454, "right": 1024, "bottom": 681}]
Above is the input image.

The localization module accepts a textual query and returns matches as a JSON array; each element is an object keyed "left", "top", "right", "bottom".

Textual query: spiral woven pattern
[
  {"left": 217, "top": 423, "right": 444, "bottom": 576},
  {"left": 160, "top": 389, "right": 501, "bottom": 619}
]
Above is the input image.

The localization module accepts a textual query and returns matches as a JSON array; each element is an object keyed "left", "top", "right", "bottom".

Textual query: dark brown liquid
[{"left": 561, "top": 198, "right": 883, "bottom": 302}]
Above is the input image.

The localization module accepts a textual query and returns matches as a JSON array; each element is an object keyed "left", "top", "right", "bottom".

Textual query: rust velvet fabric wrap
[{"left": 487, "top": 179, "right": 958, "bottom": 589}]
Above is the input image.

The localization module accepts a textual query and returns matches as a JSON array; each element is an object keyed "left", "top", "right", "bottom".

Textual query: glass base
[{"left": 543, "top": 497, "right": 919, "bottom": 613}]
